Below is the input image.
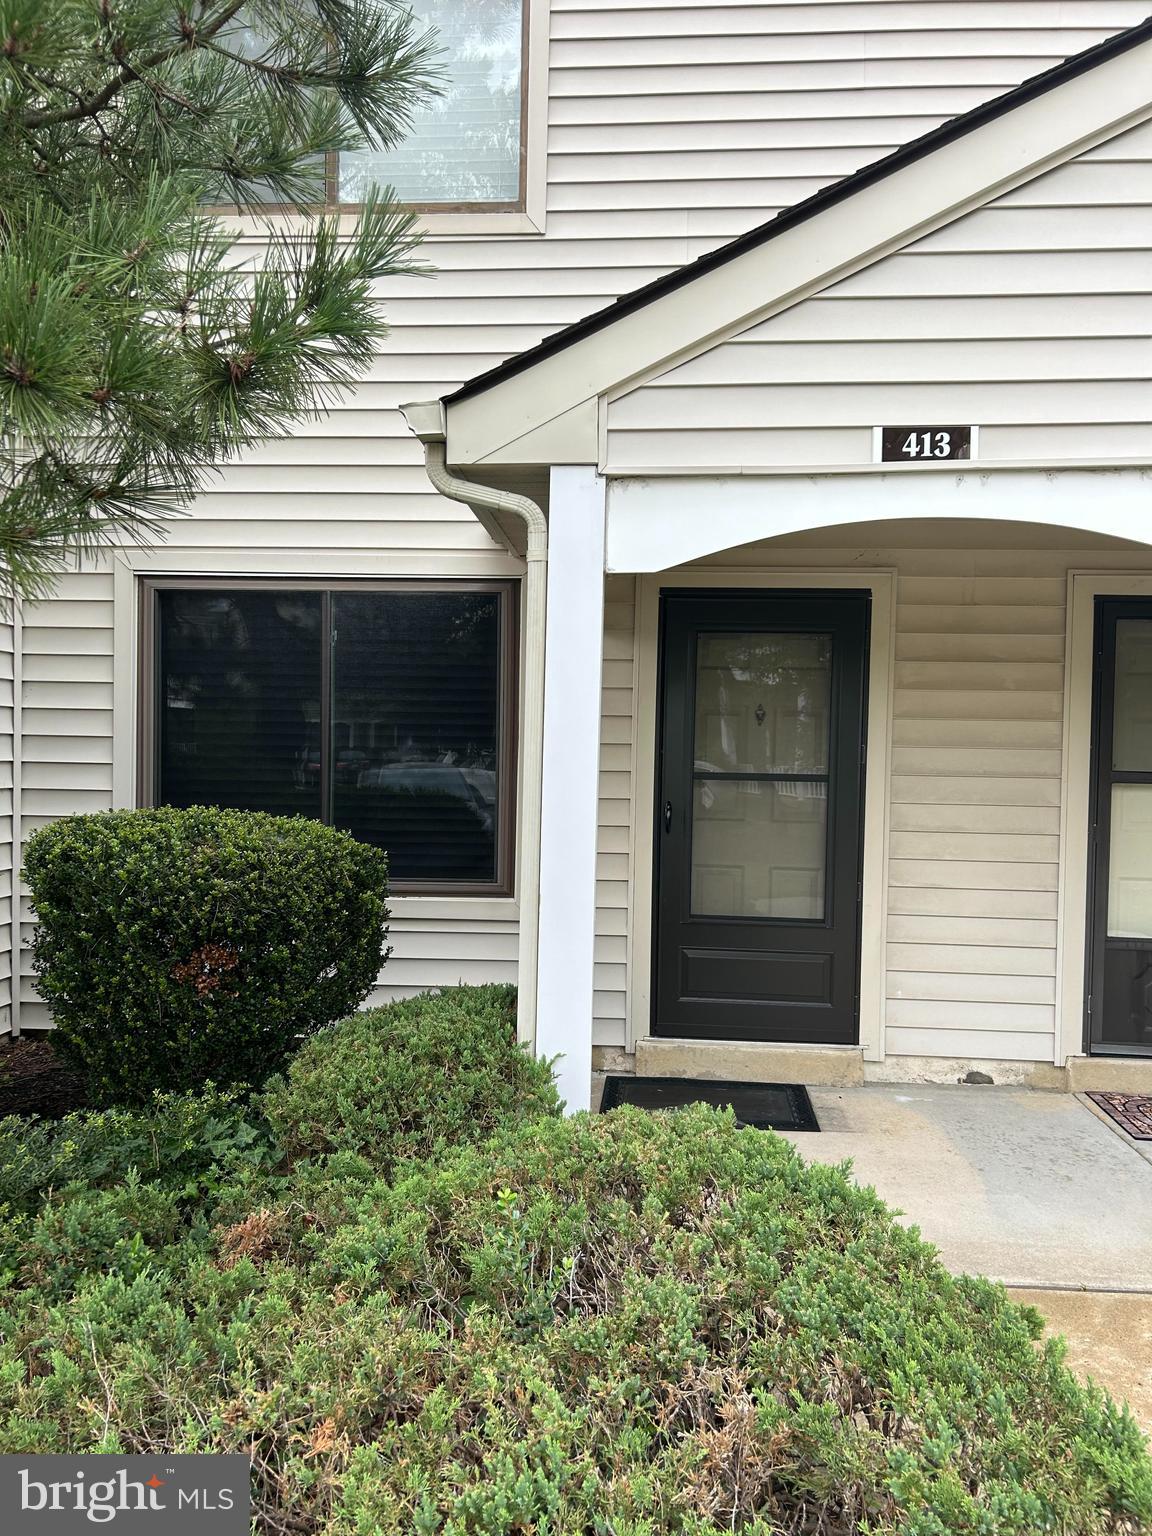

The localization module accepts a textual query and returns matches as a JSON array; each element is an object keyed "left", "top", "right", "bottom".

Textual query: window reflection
[
  {"left": 158, "top": 591, "right": 323, "bottom": 819},
  {"left": 340, "top": 0, "right": 524, "bottom": 206},
  {"left": 1113, "top": 620, "right": 1152, "bottom": 771},
  {"left": 693, "top": 632, "right": 831, "bottom": 775},
  {"left": 154, "top": 587, "right": 505, "bottom": 886},
  {"left": 332, "top": 592, "right": 500, "bottom": 881}
]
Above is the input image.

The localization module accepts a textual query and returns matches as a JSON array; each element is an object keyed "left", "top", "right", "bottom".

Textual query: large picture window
[{"left": 143, "top": 581, "right": 516, "bottom": 893}]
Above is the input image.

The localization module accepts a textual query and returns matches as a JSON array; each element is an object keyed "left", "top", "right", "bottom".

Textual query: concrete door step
[{"left": 634, "top": 1037, "right": 864, "bottom": 1088}]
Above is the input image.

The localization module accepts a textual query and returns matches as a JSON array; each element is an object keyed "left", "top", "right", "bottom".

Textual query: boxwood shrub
[
  {"left": 0, "top": 1107, "right": 1147, "bottom": 1533},
  {"left": 261, "top": 983, "right": 561, "bottom": 1174},
  {"left": 24, "top": 807, "right": 390, "bottom": 1104}
]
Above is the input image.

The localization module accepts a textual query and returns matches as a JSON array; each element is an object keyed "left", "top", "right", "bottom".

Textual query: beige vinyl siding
[
  {"left": 595, "top": 577, "right": 637, "bottom": 1046},
  {"left": 16, "top": 574, "right": 115, "bottom": 1030},
  {"left": 0, "top": 615, "right": 12, "bottom": 1034},
  {"left": 371, "top": 920, "right": 520, "bottom": 1002},
  {"left": 606, "top": 116, "right": 1152, "bottom": 471},
  {"left": 17, "top": 2, "right": 1149, "bottom": 1022}
]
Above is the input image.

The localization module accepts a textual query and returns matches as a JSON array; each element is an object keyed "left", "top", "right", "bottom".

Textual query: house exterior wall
[
  {"left": 595, "top": 575, "right": 638, "bottom": 1048},
  {"left": 593, "top": 519, "right": 1152, "bottom": 1068},
  {"left": 9, "top": 1, "right": 1151, "bottom": 1035},
  {"left": 0, "top": 611, "right": 13, "bottom": 1036},
  {"left": 605, "top": 118, "right": 1152, "bottom": 472}
]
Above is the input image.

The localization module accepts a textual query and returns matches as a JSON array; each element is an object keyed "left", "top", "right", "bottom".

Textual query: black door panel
[
  {"left": 1087, "top": 599, "right": 1152, "bottom": 1056},
  {"left": 653, "top": 590, "right": 868, "bottom": 1044}
]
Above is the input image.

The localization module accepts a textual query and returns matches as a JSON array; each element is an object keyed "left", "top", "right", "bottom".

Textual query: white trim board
[
  {"left": 597, "top": 457, "right": 1152, "bottom": 482},
  {"left": 605, "top": 468, "right": 1152, "bottom": 573},
  {"left": 627, "top": 568, "right": 895, "bottom": 1063},
  {"left": 1057, "top": 570, "right": 1152, "bottom": 1066}
]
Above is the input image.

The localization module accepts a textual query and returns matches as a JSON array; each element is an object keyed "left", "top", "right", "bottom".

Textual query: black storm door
[
  {"left": 654, "top": 590, "right": 869, "bottom": 1043},
  {"left": 1087, "top": 599, "right": 1152, "bottom": 1056}
]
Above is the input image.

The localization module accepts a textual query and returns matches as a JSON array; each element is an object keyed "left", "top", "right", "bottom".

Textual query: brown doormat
[{"left": 1086, "top": 1092, "right": 1152, "bottom": 1141}]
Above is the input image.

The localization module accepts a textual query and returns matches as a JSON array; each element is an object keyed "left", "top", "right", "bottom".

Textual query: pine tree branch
[
  {"left": 1, "top": 0, "right": 440, "bottom": 598},
  {"left": 20, "top": 0, "right": 249, "bottom": 129}
]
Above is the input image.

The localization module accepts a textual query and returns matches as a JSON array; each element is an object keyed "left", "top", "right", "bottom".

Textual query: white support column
[{"left": 536, "top": 466, "right": 607, "bottom": 1113}]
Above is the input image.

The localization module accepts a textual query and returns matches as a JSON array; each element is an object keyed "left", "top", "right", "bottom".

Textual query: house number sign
[{"left": 876, "top": 425, "right": 975, "bottom": 462}]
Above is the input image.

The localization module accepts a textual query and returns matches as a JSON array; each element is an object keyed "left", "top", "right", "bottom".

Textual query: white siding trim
[
  {"left": 1057, "top": 569, "right": 1152, "bottom": 1065},
  {"left": 602, "top": 458, "right": 1152, "bottom": 480},
  {"left": 627, "top": 568, "right": 894, "bottom": 1062},
  {"left": 112, "top": 556, "right": 137, "bottom": 810},
  {"left": 522, "top": 0, "right": 552, "bottom": 235},
  {"left": 606, "top": 468, "right": 1152, "bottom": 573}
]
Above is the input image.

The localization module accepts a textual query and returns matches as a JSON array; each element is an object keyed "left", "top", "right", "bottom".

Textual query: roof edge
[{"left": 445, "top": 13, "right": 1152, "bottom": 409}]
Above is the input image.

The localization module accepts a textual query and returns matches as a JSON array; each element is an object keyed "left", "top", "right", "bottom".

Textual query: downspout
[{"left": 400, "top": 401, "right": 547, "bottom": 1053}]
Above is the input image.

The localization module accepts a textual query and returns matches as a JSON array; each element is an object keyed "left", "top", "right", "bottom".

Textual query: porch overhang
[{"left": 606, "top": 468, "right": 1152, "bottom": 573}]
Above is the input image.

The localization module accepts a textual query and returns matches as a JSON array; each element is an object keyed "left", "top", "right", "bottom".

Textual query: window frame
[
  {"left": 212, "top": 0, "right": 531, "bottom": 218},
  {"left": 138, "top": 575, "right": 520, "bottom": 898}
]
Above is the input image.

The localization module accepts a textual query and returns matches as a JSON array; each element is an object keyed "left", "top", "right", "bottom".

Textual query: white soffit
[{"left": 444, "top": 35, "right": 1152, "bottom": 468}]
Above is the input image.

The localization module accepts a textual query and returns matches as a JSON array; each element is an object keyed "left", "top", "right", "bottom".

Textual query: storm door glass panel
[
  {"left": 1091, "top": 604, "right": 1152, "bottom": 1055},
  {"left": 1107, "top": 785, "right": 1152, "bottom": 938},
  {"left": 156, "top": 590, "right": 322, "bottom": 817},
  {"left": 1113, "top": 620, "right": 1152, "bottom": 770},
  {"left": 690, "top": 632, "right": 832, "bottom": 919},
  {"left": 331, "top": 591, "right": 501, "bottom": 882}
]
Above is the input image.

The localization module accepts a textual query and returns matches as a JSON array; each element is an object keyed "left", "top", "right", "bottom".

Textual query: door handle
[{"left": 664, "top": 800, "right": 673, "bottom": 832}]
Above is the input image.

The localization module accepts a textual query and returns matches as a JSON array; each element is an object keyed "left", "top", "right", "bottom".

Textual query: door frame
[
  {"left": 1061, "top": 572, "right": 1152, "bottom": 1061},
  {"left": 627, "top": 568, "right": 896, "bottom": 1060}
]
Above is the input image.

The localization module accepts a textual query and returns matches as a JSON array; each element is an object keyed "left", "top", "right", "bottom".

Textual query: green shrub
[
  {"left": 0, "top": 1177, "right": 197, "bottom": 1301},
  {"left": 261, "top": 983, "right": 561, "bottom": 1174},
  {"left": 0, "top": 1107, "right": 1147, "bottom": 1533},
  {"left": 24, "top": 806, "right": 390, "bottom": 1103},
  {"left": 0, "top": 1088, "right": 273, "bottom": 1218}
]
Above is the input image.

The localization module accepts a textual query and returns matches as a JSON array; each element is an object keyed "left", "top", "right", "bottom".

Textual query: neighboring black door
[
  {"left": 1087, "top": 599, "right": 1152, "bottom": 1056},
  {"left": 654, "top": 590, "right": 868, "bottom": 1043}
]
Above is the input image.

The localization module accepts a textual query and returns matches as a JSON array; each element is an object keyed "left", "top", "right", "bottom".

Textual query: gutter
[{"left": 400, "top": 400, "right": 547, "bottom": 1053}]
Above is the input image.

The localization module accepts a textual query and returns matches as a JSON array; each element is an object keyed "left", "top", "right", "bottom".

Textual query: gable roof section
[{"left": 441, "top": 15, "right": 1152, "bottom": 468}]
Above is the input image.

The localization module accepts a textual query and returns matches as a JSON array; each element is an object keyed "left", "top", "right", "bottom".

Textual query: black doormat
[{"left": 599, "top": 1075, "right": 819, "bottom": 1132}]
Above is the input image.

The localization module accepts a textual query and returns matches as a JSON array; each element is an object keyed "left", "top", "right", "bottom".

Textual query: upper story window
[{"left": 341, "top": 1, "right": 526, "bottom": 208}]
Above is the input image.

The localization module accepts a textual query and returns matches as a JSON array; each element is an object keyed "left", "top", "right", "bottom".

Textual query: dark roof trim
[{"left": 446, "top": 14, "right": 1152, "bottom": 407}]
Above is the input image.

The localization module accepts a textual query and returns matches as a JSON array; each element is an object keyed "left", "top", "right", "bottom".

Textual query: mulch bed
[
  {"left": 0, "top": 1036, "right": 89, "bottom": 1119},
  {"left": 1086, "top": 1091, "right": 1152, "bottom": 1142}
]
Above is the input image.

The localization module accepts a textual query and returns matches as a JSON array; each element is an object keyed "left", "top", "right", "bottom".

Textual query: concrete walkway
[
  {"left": 594, "top": 1076, "right": 1152, "bottom": 1422},
  {"left": 1009, "top": 1288, "right": 1152, "bottom": 1431},
  {"left": 779, "top": 1084, "right": 1152, "bottom": 1429},
  {"left": 780, "top": 1084, "right": 1152, "bottom": 1289}
]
